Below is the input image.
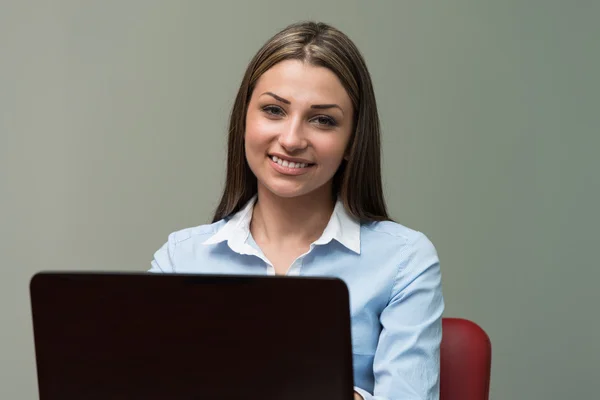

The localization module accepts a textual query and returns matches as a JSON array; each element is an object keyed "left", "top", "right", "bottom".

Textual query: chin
[
  {"left": 266, "top": 186, "right": 310, "bottom": 199},
  {"left": 261, "top": 181, "right": 314, "bottom": 199}
]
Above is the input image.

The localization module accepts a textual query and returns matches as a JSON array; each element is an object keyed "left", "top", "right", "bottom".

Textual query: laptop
[{"left": 29, "top": 272, "right": 354, "bottom": 400}]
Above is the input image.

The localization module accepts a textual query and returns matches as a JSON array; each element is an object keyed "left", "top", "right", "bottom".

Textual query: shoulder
[
  {"left": 165, "top": 219, "right": 227, "bottom": 247},
  {"left": 362, "top": 220, "right": 437, "bottom": 254},
  {"left": 150, "top": 219, "right": 228, "bottom": 273},
  {"left": 360, "top": 220, "right": 440, "bottom": 282}
]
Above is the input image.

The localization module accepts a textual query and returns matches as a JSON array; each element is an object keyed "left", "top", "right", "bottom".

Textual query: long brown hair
[{"left": 212, "top": 21, "right": 389, "bottom": 222}]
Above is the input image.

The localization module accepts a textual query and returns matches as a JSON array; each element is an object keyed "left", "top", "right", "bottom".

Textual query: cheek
[
  {"left": 317, "top": 137, "right": 351, "bottom": 167},
  {"left": 245, "top": 113, "right": 277, "bottom": 149}
]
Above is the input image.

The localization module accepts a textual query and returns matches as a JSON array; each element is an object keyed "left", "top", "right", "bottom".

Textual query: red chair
[{"left": 440, "top": 318, "right": 491, "bottom": 400}]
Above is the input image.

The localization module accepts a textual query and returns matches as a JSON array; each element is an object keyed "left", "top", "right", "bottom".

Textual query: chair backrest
[{"left": 440, "top": 318, "right": 492, "bottom": 400}]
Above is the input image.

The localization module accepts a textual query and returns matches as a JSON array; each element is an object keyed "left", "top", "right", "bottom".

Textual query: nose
[{"left": 278, "top": 117, "right": 307, "bottom": 152}]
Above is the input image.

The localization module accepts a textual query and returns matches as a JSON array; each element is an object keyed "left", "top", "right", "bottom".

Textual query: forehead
[{"left": 253, "top": 60, "right": 352, "bottom": 108}]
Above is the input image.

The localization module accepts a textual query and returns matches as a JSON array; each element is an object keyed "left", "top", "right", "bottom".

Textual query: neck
[{"left": 251, "top": 184, "right": 336, "bottom": 246}]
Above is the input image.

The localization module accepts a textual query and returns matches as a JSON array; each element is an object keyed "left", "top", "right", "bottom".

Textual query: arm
[{"left": 356, "top": 233, "right": 445, "bottom": 400}]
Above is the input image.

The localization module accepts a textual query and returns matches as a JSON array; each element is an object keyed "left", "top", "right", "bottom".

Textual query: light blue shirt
[{"left": 150, "top": 197, "right": 444, "bottom": 400}]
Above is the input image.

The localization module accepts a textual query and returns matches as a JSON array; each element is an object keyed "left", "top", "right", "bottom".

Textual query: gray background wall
[{"left": 1, "top": 1, "right": 598, "bottom": 399}]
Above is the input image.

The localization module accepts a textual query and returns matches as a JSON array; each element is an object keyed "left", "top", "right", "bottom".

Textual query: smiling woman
[{"left": 151, "top": 21, "right": 444, "bottom": 400}]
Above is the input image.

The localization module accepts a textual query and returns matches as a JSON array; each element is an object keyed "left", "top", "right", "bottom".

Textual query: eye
[
  {"left": 262, "top": 105, "right": 285, "bottom": 117},
  {"left": 312, "top": 115, "right": 338, "bottom": 127}
]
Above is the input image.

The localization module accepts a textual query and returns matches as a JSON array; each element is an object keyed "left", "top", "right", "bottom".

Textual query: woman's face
[{"left": 245, "top": 59, "right": 354, "bottom": 200}]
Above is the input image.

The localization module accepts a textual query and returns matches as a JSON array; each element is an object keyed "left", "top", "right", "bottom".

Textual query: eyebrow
[
  {"left": 310, "top": 104, "right": 343, "bottom": 114},
  {"left": 262, "top": 92, "right": 344, "bottom": 115},
  {"left": 263, "top": 92, "right": 290, "bottom": 104}
]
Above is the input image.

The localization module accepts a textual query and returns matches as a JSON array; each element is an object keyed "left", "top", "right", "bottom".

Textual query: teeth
[{"left": 270, "top": 156, "right": 309, "bottom": 169}]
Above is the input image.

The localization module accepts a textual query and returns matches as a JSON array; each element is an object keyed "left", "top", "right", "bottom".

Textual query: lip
[
  {"left": 269, "top": 157, "right": 313, "bottom": 176},
  {"left": 268, "top": 152, "right": 314, "bottom": 165}
]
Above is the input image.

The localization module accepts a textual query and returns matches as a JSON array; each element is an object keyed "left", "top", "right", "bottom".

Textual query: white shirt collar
[{"left": 202, "top": 196, "right": 361, "bottom": 254}]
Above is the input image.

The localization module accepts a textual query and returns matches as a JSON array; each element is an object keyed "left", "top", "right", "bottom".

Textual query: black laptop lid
[{"left": 30, "top": 272, "right": 354, "bottom": 400}]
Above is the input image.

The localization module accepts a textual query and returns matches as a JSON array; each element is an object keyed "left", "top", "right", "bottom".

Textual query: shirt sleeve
[
  {"left": 355, "top": 232, "right": 445, "bottom": 400},
  {"left": 149, "top": 235, "right": 176, "bottom": 273}
]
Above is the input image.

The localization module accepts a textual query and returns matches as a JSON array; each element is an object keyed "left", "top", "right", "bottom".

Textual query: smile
[
  {"left": 268, "top": 155, "right": 314, "bottom": 175},
  {"left": 269, "top": 155, "right": 313, "bottom": 169}
]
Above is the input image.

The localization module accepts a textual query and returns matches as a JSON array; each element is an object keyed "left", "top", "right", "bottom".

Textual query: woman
[{"left": 151, "top": 21, "right": 444, "bottom": 400}]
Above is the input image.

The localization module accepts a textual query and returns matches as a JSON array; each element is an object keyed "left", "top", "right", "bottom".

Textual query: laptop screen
[{"left": 30, "top": 272, "right": 354, "bottom": 400}]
